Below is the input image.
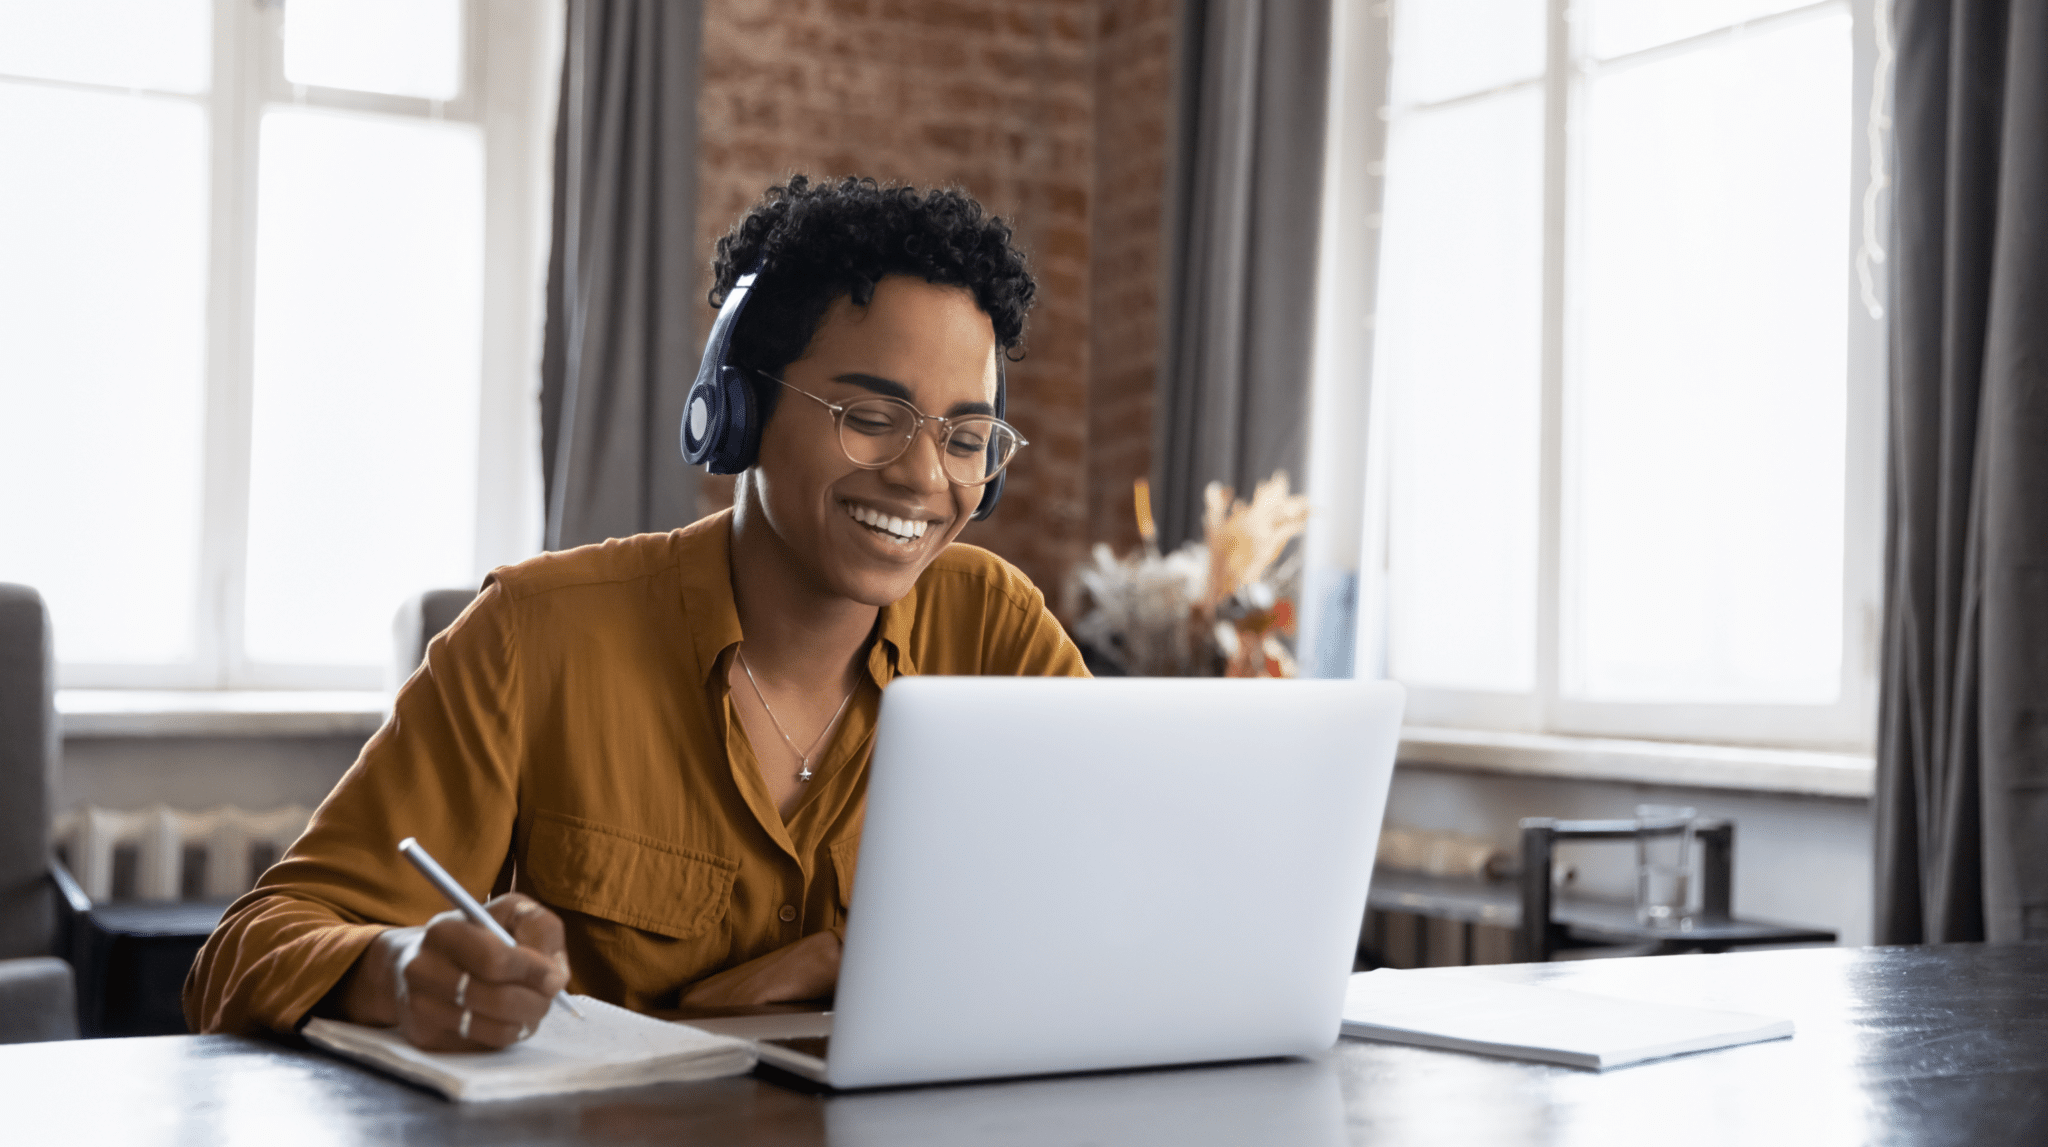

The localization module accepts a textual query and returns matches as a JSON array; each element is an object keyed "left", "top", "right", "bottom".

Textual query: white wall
[
  {"left": 1387, "top": 763, "right": 1874, "bottom": 946},
  {"left": 60, "top": 735, "right": 361, "bottom": 814}
]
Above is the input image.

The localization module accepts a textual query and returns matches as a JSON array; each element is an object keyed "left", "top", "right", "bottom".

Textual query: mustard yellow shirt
[{"left": 185, "top": 510, "right": 1088, "bottom": 1036}]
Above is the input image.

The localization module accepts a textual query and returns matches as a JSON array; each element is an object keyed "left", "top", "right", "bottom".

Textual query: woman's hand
[
  {"left": 679, "top": 930, "right": 841, "bottom": 1008},
  {"left": 339, "top": 893, "right": 570, "bottom": 1050}
]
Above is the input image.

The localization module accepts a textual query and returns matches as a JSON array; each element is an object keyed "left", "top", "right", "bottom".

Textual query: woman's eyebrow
[
  {"left": 832, "top": 372, "right": 996, "bottom": 418},
  {"left": 832, "top": 372, "right": 914, "bottom": 401}
]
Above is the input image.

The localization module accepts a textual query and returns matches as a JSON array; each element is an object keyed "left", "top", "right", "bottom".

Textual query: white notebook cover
[
  {"left": 303, "top": 995, "right": 756, "bottom": 1100},
  {"left": 1341, "top": 970, "right": 1793, "bottom": 1070}
]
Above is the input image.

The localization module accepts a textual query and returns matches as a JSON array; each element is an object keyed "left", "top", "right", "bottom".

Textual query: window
[
  {"left": 1331, "top": 0, "right": 1886, "bottom": 748},
  {"left": 0, "top": 0, "right": 558, "bottom": 690}
]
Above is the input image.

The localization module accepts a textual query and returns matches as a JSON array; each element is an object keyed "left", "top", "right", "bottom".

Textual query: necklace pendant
[{"left": 798, "top": 765, "right": 814, "bottom": 783}]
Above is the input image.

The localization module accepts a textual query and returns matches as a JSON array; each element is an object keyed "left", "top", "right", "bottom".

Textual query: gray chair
[
  {"left": 8, "top": 583, "right": 238, "bottom": 1038},
  {"left": 0, "top": 583, "right": 77, "bottom": 1042}
]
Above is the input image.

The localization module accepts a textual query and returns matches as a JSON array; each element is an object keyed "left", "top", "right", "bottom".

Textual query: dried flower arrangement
[{"left": 1067, "top": 472, "right": 1309, "bottom": 677}]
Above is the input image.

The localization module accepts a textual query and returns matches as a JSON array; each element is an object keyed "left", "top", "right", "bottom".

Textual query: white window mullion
[
  {"left": 1838, "top": 0, "right": 1889, "bottom": 742},
  {"left": 203, "top": 0, "right": 268, "bottom": 690},
  {"left": 1533, "top": 0, "right": 1571, "bottom": 731}
]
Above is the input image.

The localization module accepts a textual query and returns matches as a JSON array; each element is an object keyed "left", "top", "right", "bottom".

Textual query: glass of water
[{"left": 1635, "top": 805, "right": 1697, "bottom": 930}]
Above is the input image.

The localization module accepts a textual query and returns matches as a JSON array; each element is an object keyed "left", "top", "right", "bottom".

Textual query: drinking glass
[{"left": 1635, "top": 804, "right": 1697, "bottom": 930}]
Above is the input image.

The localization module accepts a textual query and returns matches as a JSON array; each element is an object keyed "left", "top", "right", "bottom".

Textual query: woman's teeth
[{"left": 845, "top": 501, "right": 929, "bottom": 542}]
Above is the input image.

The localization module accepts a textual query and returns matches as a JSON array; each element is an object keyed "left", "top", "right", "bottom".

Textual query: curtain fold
[
  {"left": 1876, "top": 0, "right": 2048, "bottom": 944},
  {"left": 1153, "top": 0, "right": 1331, "bottom": 551},
  {"left": 540, "top": 0, "right": 704, "bottom": 551}
]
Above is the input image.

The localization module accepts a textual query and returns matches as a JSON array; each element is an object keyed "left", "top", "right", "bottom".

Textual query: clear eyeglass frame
[{"left": 761, "top": 372, "right": 1027, "bottom": 488}]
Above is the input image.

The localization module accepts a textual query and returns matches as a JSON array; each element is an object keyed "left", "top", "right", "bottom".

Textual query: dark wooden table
[{"left": 8, "top": 944, "right": 2045, "bottom": 1145}]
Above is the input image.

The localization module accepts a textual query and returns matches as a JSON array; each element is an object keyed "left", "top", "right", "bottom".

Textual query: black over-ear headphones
[{"left": 681, "top": 269, "right": 1008, "bottom": 521}]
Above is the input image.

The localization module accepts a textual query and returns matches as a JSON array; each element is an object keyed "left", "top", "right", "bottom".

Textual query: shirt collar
[
  {"left": 874, "top": 576, "right": 919, "bottom": 681},
  {"left": 675, "top": 510, "right": 746, "bottom": 686}
]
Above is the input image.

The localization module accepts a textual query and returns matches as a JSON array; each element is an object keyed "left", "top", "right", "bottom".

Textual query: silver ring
[
  {"left": 454, "top": 971, "right": 469, "bottom": 1008},
  {"left": 459, "top": 1008, "right": 473, "bottom": 1040}
]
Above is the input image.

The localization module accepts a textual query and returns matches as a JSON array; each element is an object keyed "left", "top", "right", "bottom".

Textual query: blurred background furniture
[
  {"left": 390, "top": 587, "right": 477, "bottom": 688},
  {"left": 1363, "top": 816, "right": 1836, "bottom": 968},
  {"left": 51, "top": 805, "right": 312, "bottom": 1037},
  {"left": 0, "top": 583, "right": 77, "bottom": 1042},
  {"left": 7, "top": 580, "right": 246, "bottom": 1038},
  {"left": 41, "top": 584, "right": 475, "bottom": 1037},
  {"left": 4, "top": 584, "right": 475, "bottom": 1039}
]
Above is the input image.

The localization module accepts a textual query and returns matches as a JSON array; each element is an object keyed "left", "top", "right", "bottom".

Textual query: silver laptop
[{"left": 704, "top": 676, "right": 1404, "bottom": 1090}]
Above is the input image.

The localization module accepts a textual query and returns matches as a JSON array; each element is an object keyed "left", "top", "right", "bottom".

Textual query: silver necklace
[{"left": 735, "top": 648, "right": 860, "bottom": 783}]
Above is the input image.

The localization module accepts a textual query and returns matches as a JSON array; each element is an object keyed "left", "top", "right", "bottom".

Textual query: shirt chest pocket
[{"left": 521, "top": 811, "right": 740, "bottom": 939}]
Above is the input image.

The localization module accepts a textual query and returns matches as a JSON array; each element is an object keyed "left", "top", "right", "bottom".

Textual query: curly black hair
[{"left": 708, "top": 176, "right": 1036, "bottom": 424}]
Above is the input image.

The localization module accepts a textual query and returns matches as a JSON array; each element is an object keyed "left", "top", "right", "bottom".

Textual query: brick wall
[
  {"left": 1088, "top": 0, "right": 1175, "bottom": 559},
  {"left": 696, "top": 0, "right": 1175, "bottom": 606}
]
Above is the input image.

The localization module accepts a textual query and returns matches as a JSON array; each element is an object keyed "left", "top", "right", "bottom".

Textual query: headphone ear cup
[
  {"left": 712, "top": 363, "right": 760, "bottom": 474},
  {"left": 681, "top": 373, "right": 724, "bottom": 466},
  {"left": 679, "top": 362, "right": 760, "bottom": 474}
]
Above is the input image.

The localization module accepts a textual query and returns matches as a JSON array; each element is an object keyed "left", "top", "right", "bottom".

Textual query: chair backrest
[
  {"left": 0, "top": 584, "right": 58, "bottom": 959},
  {"left": 389, "top": 587, "right": 477, "bottom": 689}
]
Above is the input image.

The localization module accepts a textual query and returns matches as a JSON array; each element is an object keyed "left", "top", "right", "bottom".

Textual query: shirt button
[{"left": 779, "top": 905, "right": 797, "bottom": 922}]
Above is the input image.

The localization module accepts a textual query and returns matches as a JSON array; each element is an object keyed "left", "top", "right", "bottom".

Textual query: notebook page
[
  {"left": 1341, "top": 970, "right": 1793, "bottom": 1070},
  {"left": 304, "top": 995, "right": 755, "bottom": 1100}
]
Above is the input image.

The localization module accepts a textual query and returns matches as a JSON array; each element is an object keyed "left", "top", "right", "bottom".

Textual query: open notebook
[
  {"left": 1342, "top": 970, "right": 1793, "bottom": 1070},
  {"left": 302, "top": 995, "right": 756, "bottom": 1101}
]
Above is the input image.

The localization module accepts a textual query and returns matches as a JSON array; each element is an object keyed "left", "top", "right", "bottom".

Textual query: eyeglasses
[{"left": 761, "top": 373, "right": 1028, "bottom": 488}]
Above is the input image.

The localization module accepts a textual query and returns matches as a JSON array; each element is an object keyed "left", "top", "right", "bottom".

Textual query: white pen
[{"left": 397, "top": 836, "right": 585, "bottom": 1020}]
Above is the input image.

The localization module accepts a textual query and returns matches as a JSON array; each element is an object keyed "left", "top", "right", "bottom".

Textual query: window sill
[
  {"left": 57, "top": 690, "right": 388, "bottom": 739},
  {"left": 51, "top": 695, "right": 1877, "bottom": 797},
  {"left": 1398, "top": 725, "right": 1874, "bottom": 800}
]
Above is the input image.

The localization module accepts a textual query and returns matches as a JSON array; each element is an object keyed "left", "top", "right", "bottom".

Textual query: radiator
[{"left": 52, "top": 804, "right": 314, "bottom": 903}]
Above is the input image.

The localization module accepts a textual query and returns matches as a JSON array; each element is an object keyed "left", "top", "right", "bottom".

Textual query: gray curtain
[
  {"left": 1875, "top": 0, "right": 2048, "bottom": 944},
  {"left": 540, "top": 0, "right": 704, "bottom": 551},
  {"left": 1153, "top": 0, "right": 1331, "bottom": 551}
]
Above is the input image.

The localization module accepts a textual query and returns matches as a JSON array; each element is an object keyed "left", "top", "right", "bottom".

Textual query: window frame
[
  {"left": 28, "top": 0, "right": 557, "bottom": 692},
  {"left": 1312, "top": 0, "right": 1889, "bottom": 751}
]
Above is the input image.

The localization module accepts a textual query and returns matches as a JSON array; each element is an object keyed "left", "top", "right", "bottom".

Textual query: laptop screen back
[{"left": 826, "top": 676, "right": 1404, "bottom": 1089}]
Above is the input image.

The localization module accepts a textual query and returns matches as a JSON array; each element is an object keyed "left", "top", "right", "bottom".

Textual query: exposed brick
[{"left": 879, "top": 0, "right": 1001, "bottom": 33}]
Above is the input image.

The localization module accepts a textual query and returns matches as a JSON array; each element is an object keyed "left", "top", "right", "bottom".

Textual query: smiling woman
[{"left": 184, "top": 177, "right": 1092, "bottom": 1047}]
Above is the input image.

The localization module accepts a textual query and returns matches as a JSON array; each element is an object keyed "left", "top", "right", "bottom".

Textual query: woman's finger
[
  {"left": 421, "top": 909, "right": 563, "bottom": 995},
  {"left": 405, "top": 991, "right": 532, "bottom": 1051},
  {"left": 488, "top": 894, "right": 568, "bottom": 969},
  {"left": 405, "top": 954, "right": 551, "bottom": 1027},
  {"left": 406, "top": 911, "right": 557, "bottom": 1028}
]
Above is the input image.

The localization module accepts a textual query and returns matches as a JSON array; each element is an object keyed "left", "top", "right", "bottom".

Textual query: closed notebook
[
  {"left": 302, "top": 995, "right": 756, "bottom": 1101},
  {"left": 1341, "top": 969, "right": 1793, "bottom": 1070}
]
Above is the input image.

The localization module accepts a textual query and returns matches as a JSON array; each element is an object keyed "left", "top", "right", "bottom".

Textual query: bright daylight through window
[
  {"left": 0, "top": 0, "right": 549, "bottom": 689},
  {"left": 1366, "top": 0, "right": 1883, "bottom": 747}
]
